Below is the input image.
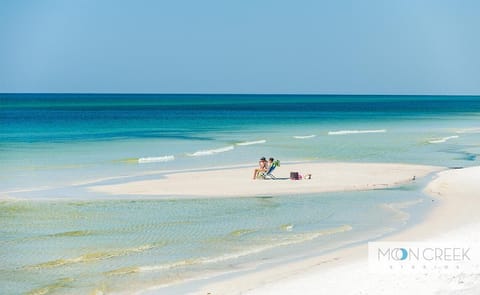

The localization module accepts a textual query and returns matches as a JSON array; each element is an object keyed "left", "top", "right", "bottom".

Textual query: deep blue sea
[{"left": 1, "top": 94, "right": 479, "bottom": 294}]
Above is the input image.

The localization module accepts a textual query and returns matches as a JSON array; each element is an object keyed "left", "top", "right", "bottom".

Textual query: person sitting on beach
[
  {"left": 253, "top": 157, "right": 268, "bottom": 179},
  {"left": 268, "top": 157, "right": 275, "bottom": 168}
]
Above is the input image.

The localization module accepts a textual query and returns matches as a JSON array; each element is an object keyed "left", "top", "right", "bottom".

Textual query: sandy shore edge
[
  {"left": 185, "top": 166, "right": 480, "bottom": 295},
  {"left": 90, "top": 162, "right": 441, "bottom": 198}
]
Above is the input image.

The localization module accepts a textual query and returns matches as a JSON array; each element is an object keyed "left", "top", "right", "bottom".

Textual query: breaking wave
[
  {"left": 428, "top": 135, "right": 459, "bottom": 144},
  {"left": 138, "top": 155, "right": 175, "bottom": 163},
  {"left": 293, "top": 135, "right": 316, "bottom": 139},
  {"left": 328, "top": 129, "right": 386, "bottom": 135},
  {"left": 187, "top": 145, "right": 235, "bottom": 157},
  {"left": 236, "top": 140, "right": 266, "bottom": 146}
]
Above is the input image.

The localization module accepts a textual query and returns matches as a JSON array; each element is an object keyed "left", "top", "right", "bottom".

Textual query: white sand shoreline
[
  {"left": 8, "top": 162, "right": 477, "bottom": 294},
  {"left": 89, "top": 162, "right": 442, "bottom": 198},
  {"left": 188, "top": 166, "right": 480, "bottom": 295}
]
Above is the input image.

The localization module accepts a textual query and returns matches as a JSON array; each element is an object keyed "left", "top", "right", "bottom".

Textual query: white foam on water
[
  {"left": 293, "top": 135, "right": 316, "bottom": 139},
  {"left": 428, "top": 135, "right": 459, "bottom": 144},
  {"left": 187, "top": 145, "right": 235, "bottom": 157},
  {"left": 236, "top": 140, "right": 267, "bottom": 146},
  {"left": 138, "top": 155, "right": 175, "bottom": 163},
  {"left": 328, "top": 129, "right": 387, "bottom": 135}
]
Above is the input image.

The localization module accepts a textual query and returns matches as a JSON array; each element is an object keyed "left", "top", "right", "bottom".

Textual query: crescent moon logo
[{"left": 392, "top": 248, "right": 408, "bottom": 260}]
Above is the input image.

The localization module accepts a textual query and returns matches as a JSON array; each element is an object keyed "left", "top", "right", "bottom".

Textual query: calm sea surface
[{"left": 1, "top": 94, "right": 479, "bottom": 294}]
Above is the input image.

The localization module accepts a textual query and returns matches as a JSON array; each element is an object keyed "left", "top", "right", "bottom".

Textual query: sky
[{"left": 0, "top": 0, "right": 479, "bottom": 94}]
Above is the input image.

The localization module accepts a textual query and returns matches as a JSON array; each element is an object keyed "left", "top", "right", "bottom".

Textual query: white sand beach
[
  {"left": 89, "top": 162, "right": 440, "bottom": 198},
  {"left": 191, "top": 166, "right": 480, "bottom": 295}
]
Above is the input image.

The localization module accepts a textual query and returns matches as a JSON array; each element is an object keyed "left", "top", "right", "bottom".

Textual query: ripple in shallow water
[{"left": 25, "top": 243, "right": 164, "bottom": 270}]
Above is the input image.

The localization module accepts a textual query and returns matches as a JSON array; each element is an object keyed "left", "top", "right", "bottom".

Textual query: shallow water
[{"left": 1, "top": 186, "right": 434, "bottom": 295}]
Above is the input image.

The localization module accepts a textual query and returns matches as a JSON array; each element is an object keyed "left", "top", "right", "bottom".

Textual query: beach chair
[{"left": 259, "top": 160, "right": 280, "bottom": 179}]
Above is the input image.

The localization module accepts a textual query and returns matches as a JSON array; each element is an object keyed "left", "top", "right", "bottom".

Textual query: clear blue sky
[{"left": 1, "top": 0, "right": 479, "bottom": 94}]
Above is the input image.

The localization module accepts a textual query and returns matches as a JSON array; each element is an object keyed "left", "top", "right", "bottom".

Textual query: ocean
[{"left": 1, "top": 94, "right": 479, "bottom": 294}]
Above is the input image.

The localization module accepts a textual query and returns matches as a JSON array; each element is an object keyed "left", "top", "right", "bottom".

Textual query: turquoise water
[
  {"left": 1, "top": 94, "right": 479, "bottom": 294},
  {"left": 2, "top": 94, "right": 480, "bottom": 193}
]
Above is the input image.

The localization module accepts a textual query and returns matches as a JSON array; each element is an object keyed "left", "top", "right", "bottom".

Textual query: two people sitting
[{"left": 252, "top": 157, "right": 277, "bottom": 179}]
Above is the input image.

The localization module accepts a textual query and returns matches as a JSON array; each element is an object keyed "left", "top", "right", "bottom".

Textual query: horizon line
[{"left": 1, "top": 92, "right": 480, "bottom": 97}]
